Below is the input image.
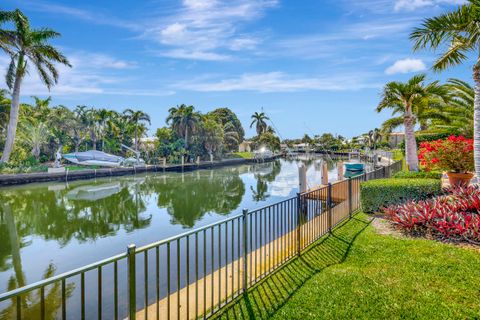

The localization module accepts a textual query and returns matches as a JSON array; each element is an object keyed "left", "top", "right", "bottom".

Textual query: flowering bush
[
  {"left": 384, "top": 186, "right": 480, "bottom": 244},
  {"left": 418, "top": 136, "right": 474, "bottom": 173}
]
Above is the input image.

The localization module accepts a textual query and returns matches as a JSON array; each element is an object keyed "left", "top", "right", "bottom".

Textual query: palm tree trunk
[
  {"left": 184, "top": 126, "right": 189, "bottom": 149},
  {"left": 0, "top": 72, "right": 23, "bottom": 163},
  {"left": 135, "top": 124, "right": 138, "bottom": 152},
  {"left": 473, "top": 67, "right": 480, "bottom": 178},
  {"left": 3, "top": 203, "right": 26, "bottom": 288},
  {"left": 404, "top": 107, "right": 419, "bottom": 171}
]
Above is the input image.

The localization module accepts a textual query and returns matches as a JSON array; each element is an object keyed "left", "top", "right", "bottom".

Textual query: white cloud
[
  {"left": 385, "top": 58, "right": 426, "bottom": 74},
  {"left": 175, "top": 72, "right": 380, "bottom": 92},
  {"left": 0, "top": 52, "right": 171, "bottom": 97},
  {"left": 158, "top": 49, "right": 232, "bottom": 61},
  {"left": 394, "top": 0, "right": 466, "bottom": 11},
  {"left": 143, "top": 0, "right": 278, "bottom": 60},
  {"left": 21, "top": 0, "right": 141, "bottom": 31}
]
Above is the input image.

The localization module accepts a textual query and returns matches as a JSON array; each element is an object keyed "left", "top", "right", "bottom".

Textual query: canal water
[{"left": 0, "top": 156, "right": 354, "bottom": 318}]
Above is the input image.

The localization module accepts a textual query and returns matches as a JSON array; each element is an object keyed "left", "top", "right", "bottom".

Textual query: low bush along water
[
  {"left": 384, "top": 186, "right": 480, "bottom": 244},
  {"left": 360, "top": 178, "right": 442, "bottom": 213}
]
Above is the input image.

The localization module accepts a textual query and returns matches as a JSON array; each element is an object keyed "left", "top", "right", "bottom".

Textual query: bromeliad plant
[
  {"left": 418, "top": 136, "right": 474, "bottom": 173},
  {"left": 384, "top": 186, "right": 480, "bottom": 244}
]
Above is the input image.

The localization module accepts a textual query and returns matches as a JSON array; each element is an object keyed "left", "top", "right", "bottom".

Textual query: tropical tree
[
  {"left": 366, "top": 128, "right": 382, "bottom": 150},
  {"left": 376, "top": 74, "right": 449, "bottom": 171},
  {"left": 19, "top": 121, "right": 50, "bottom": 160},
  {"left": 208, "top": 108, "right": 245, "bottom": 151},
  {"left": 435, "top": 78, "right": 474, "bottom": 136},
  {"left": 0, "top": 9, "right": 71, "bottom": 163},
  {"left": 123, "top": 109, "right": 151, "bottom": 152},
  {"left": 201, "top": 117, "right": 224, "bottom": 158},
  {"left": 250, "top": 112, "right": 269, "bottom": 135},
  {"left": 410, "top": 0, "right": 480, "bottom": 175},
  {"left": 166, "top": 104, "right": 200, "bottom": 149}
]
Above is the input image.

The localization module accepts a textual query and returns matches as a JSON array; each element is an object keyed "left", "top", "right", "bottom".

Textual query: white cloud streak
[
  {"left": 175, "top": 72, "right": 381, "bottom": 92},
  {"left": 394, "top": 0, "right": 466, "bottom": 11}
]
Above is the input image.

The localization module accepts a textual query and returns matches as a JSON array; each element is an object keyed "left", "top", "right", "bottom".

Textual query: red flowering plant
[
  {"left": 418, "top": 136, "right": 474, "bottom": 173},
  {"left": 384, "top": 186, "right": 480, "bottom": 244}
]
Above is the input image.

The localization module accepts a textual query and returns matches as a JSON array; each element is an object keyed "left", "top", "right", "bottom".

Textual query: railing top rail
[
  {"left": 0, "top": 252, "right": 127, "bottom": 301},
  {"left": 137, "top": 212, "right": 244, "bottom": 252},
  {"left": 247, "top": 196, "right": 296, "bottom": 214}
]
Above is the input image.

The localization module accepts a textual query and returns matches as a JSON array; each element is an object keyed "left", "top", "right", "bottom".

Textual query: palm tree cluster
[
  {"left": 157, "top": 104, "right": 246, "bottom": 163},
  {"left": 0, "top": 91, "right": 151, "bottom": 164}
]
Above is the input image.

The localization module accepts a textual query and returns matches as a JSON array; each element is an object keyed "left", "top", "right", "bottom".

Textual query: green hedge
[
  {"left": 392, "top": 171, "right": 443, "bottom": 180},
  {"left": 360, "top": 178, "right": 442, "bottom": 213}
]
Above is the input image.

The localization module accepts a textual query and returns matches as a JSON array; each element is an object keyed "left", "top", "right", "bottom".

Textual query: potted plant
[{"left": 418, "top": 136, "right": 474, "bottom": 186}]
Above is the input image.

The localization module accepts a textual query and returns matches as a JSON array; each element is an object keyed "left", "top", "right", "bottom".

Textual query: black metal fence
[{"left": 0, "top": 161, "right": 402, "bottom": 320}]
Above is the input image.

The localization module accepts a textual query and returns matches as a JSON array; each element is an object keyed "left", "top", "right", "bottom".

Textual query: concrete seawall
[{"left": 0, "top": 156, "right": 281, "bottom": 187}]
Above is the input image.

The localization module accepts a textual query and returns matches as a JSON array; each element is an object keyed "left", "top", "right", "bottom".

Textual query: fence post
[
  {"left": 296, "top": 193, "right": 301, "bottom": 255},
  {"left": 327, "top": 183, "right": 332, "bottom": 233},
  {"left": 242, "top": 208, "right": 248, "bottom": 293},
  {"left": 348, "top": 178, "right": 352, "bottom": 218},
  {"left": 127, "top": 244, "right": 136, "bottom": 320}
]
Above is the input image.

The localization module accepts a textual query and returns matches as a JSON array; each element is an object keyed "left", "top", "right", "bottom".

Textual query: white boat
[
  {"left": 63, "top": 150, "right": 124, "bottom": 167},
  {"left": 66, "top": 182, "right": 121, "bottom": 201}
]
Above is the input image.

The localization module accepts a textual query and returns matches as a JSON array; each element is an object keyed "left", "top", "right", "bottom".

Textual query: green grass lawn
[
  {"left": 230, "top": 152, "right": 254, "bottom": 159},
  {"left": 213, "top": 213, "right": 480, "bottom": 319}
]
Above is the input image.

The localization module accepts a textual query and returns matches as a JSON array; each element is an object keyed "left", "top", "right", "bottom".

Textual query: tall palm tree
[
  {"left": 250, "top": 112, "right": 269, "bottom": 135},
  {"left": 0, "top": 9, "right": 71, "bottom": 163},
  {"left": 123, "top": 109, "right": 151, "bottom": 152},
  {"left": 166, "top": 104, "right": 200, "bottom": 149},
  {"left": 410, "top": 0, "right": 480, "bottom": 176},
  {"left": 376, "top": 74, "right": 449, "bottom": 171}
]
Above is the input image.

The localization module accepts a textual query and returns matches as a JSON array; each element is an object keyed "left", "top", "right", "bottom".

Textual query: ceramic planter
[{"left": 446, "top": 172, "right": 474, "bottom": 187}]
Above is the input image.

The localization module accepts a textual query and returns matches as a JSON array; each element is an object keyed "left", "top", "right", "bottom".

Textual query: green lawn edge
[{"left": 212, "top": 213, "right": 480, "bottom": 319}]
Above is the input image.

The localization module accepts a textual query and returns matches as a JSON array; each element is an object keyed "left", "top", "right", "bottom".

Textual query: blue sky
[{"left": 0, "top": 0, "right": 472, "bottom": 138}]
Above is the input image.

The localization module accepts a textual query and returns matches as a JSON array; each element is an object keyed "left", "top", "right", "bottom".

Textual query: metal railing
[{"left": 0, "top": 161, "right": 402, "bottom": 320}]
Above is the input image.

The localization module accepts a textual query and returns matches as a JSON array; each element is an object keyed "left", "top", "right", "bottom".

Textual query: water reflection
[
  {"left": 0, "top": 157, "right": 345, "bottom": 305},
  {"left": 151, "top": 167, "right": 246, "bottom": 227}
]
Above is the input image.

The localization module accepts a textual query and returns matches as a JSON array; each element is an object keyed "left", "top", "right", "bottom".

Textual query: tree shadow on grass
[{"left": 211, "top": 214, "right": 373, "bottom": 320}]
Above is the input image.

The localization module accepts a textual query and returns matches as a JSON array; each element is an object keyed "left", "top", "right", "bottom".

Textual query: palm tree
[
  {"left": 0, "top": 9, "right": 71, "bottom": 163},
  {"left": 72, "top": 106, "right": 88, "bottom": 152},
  {"left": 166, "top": 104, "right": 200, "bottom": 149},
  {"left": 434, "top": 78, "right": 474, "bottom": 136},
  {"left": 410, "top": 0, "right": 480, "bottom": 176},
  {"left": 96, "top": 108, "right": 112, "bottom": 151},
  {"left": 376, "top": 74, "right": 448, "bottom": 171},
  {"left": 380, "top": 92, "right": 450, "bottom": 134},
  {"left": 366, "top": 128, "right": 382, "bottom": 150},
  {"left": 123, "top": 109, "right": 151, "bottom": 152},
  {"left": 19, "top": 121, "right": 50, "bottom": 160},
  {"left": 250, "top": 112, "right": 269, "bottom": 135}
]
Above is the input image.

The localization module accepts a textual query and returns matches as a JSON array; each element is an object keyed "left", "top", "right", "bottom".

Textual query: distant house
[
  {"left": 293, "top": 143, "right": 310, "bottom": 152},
  {"left": 388, "top": 132, "right": 405, "bottom": 148},
  {"left": 238, "top": 141, "right": 252, "bottom": 152},
  {"left": 139, "top": 137, "right": 158, "bottom": 150}
]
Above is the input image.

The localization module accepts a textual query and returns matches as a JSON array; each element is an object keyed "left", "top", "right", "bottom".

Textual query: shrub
[
  {"left": 393, "top": 171, "right": 442, "bottom": 180},
  {"left": 418, "top": 136, "right": 474, "bottom": 173},
  {"left": 384, "top": 186, "right": 480, "bottom": 243},
  {"left": 360, "top": 178, "right": 442, "bottom": 213}
]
